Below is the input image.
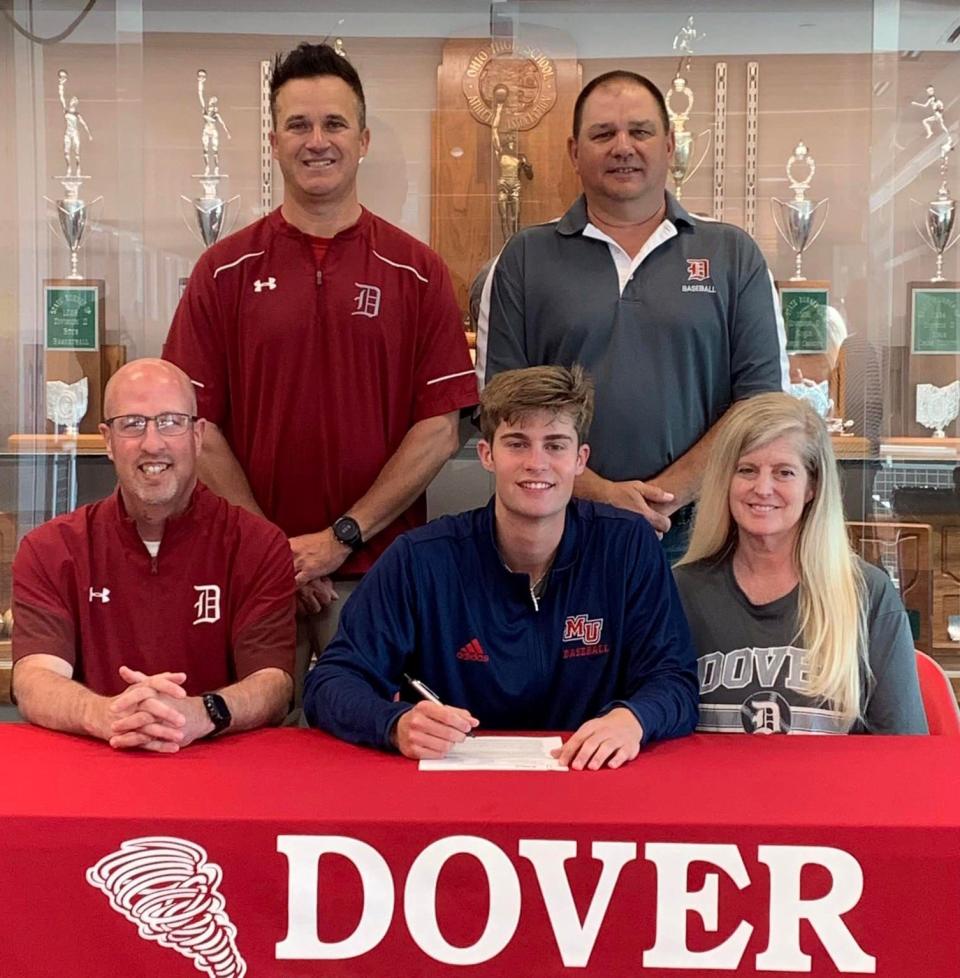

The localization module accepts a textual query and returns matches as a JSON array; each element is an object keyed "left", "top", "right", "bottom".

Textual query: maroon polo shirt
[
  {"left": 163, "top": 207, "right": 478, "bottom": 575},
  {"left": 12, "top": 483, "right": 296, "bottom": 696}
]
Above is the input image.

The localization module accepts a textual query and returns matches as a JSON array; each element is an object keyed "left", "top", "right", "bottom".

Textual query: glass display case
[{"left": 3, "top": 0, "right": 960, "bottom": 707}]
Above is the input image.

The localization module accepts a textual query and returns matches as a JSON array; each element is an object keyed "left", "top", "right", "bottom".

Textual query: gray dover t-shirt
[{"left": 673, "top": 556, "right": 927, "bottom": 734}]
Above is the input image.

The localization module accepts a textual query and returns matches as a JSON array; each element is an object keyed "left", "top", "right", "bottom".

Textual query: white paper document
[{"left": 418, "top": 735, "right": 568, "bottom": 772}]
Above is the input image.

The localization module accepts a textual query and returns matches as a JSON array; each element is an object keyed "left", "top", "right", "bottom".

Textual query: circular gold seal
[{"left": 461, "top": 40, "right": 557, "bottom": 132}]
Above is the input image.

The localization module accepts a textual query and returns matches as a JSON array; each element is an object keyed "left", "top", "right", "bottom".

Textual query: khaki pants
[{"left": 287, "top": 579, "right": 360, "bottom": 725}]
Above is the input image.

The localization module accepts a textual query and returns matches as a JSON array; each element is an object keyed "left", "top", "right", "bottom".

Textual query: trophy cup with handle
[
  {"left": 47, "top": 70, "right": 102, "bottom": 280},
  {"left": 920, "top": 187, "right": 959, "bottom": 284},
  {"left": 771, "top": 142, "right": 829, "bottom": 282},
  {"left": 181, "top": 69, "right": 239, "bottom": 248},
  {"left": 43, "top": 69, "right": 109, "bottom": 436},
  {"left": 911, "top": 85, "right": 958, "bottom": 283},
  {"left": 666, "top": 16, "right": 711, "bottom": 201},
  {"left": 772, "top": 142, "right": 832, "bottom": 376},
  {"left": 906, "top": 85, "right": 960, "bottom": 439}
]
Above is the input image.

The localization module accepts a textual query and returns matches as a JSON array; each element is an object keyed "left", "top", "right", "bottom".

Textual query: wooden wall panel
[{"left": 432, "top": 39, "right": 580, "bottom": 313}]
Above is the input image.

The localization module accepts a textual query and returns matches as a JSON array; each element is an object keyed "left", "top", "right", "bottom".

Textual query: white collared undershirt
[{"left": 582, "top": 218, "right": 678, "bottom": 295}]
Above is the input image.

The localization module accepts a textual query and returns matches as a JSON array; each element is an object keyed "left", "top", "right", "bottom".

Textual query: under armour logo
[
  {"left": 351, "top": 282, "right": 381, "bottom": 318},
  {"left": 89, "top": 587, "right": 111, "bottom": 604},
  {"left": 253, "top": 277, "right": 276, "bottom": 292},
  {"left": 192, "top": 585, "right": 221, "bottom": 625}
]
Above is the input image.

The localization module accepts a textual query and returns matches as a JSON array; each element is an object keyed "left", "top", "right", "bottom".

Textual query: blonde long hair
[{"left": 678, "top": 393, "right": 868, "bottom": 723}]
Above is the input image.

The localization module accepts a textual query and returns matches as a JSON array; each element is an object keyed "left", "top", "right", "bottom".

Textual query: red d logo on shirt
[{"left": 686, "top": 258, "right": 710, "bottom": 282}]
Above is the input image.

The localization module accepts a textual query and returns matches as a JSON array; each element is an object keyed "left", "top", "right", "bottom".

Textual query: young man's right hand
[{"left": 391, "top": 700, "right": 479, "bottom": 759}]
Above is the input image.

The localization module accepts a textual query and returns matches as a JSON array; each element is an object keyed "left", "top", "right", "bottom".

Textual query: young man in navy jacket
[{"left": 304, "top": 366, "right": 698, "bottom": 770}]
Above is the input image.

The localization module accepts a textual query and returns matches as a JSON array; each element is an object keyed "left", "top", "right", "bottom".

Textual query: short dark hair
[
  {"left": 479, "top": 365, "right": 594, "bottom": 445},
  {"left": 572, "top": 70, "right": 669, "bottom": 138},
  {"left": 269, "top": 42, "right": 366, "bottom": 130}
]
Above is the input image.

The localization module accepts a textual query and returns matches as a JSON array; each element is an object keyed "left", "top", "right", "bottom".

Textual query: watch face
[
  {"left": 334, "top": 516, "right": 362, "bottom": 548},
  {"left": 203, "top": 693, "right": 231, "bottom": 733}
]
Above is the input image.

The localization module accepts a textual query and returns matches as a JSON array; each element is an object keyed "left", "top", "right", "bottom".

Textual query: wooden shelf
[
  {"left": 880, "top": 437, "right": 960, "bottom": 462},
  {"left": 6, "top": 433, "right": 106, "bottom": 455},
  {"left": 830, "top": 435, "right": 872, "bottom": 459}
]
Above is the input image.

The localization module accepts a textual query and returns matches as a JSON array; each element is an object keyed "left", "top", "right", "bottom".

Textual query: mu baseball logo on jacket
[{"left": 563, "top": 614, "right": 604, "bottom": 646}]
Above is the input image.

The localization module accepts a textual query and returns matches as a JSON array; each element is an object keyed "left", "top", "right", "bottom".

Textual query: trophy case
[{"left": 2, "top": 0, "right": 960, "bottom": 706}]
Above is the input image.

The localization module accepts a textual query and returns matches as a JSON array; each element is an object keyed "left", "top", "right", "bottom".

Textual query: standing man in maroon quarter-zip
[
  {"left": 11, "top": 359, "right": 296, "bottom": 752},
  {"left": 163, "top": 43, "right": 478, "bottom": 694}
]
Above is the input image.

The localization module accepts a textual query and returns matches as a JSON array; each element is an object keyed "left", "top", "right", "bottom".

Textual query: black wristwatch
[
  {"left": 201, "top": 692, "right": 232, "bottom": 736},
  {"left": 332, "top": 515, "right": 363, "bottom": 551}
]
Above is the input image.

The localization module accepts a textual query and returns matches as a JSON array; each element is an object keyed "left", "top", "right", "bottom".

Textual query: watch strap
[{"left": 201, "top": 692, "right": 231, "bottom": 736}]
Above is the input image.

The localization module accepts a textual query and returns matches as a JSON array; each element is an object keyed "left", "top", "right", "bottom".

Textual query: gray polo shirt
[{"left": 478, "top": 194, "right": 788, "bottom": 482}]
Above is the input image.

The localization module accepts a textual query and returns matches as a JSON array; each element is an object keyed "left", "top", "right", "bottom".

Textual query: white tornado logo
[{"left": 86, "top": 836, "right": 246, "bottom": 978}]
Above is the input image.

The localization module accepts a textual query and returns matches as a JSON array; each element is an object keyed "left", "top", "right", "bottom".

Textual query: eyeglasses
[{"left": 102, "top": 413, "right": 197, "bottom": 437}]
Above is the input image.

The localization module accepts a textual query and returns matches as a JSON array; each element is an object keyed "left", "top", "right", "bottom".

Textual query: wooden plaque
[
  {"left": 45, "top": 282, "right": 101, "bottom": 352},
  {"left": 906, "top": 281, "right": 960, "bottom": 437},
  {"left": 911, "top": 282, "right": 960, "bottom": 355},
  {"left": 42, "top": 280, "right": 125, "bottom": 436},
  {"left": 432, "top": 38, "right": 581, "bottom": 315},
  {"left": 777, "top": 281, "right": 831, "bottom": 354},
  {"left": 44, "top": 278, "right": 105, "bottom": 435}
]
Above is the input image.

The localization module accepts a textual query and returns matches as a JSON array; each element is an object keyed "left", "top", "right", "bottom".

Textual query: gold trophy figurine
[{"left": 491, "top": 86, "right": 533, "bottom": 242}]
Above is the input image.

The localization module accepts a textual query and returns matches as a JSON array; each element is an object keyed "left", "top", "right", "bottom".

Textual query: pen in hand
[{"left": 403, "top": 673, "right": 477, "bottom": 737}]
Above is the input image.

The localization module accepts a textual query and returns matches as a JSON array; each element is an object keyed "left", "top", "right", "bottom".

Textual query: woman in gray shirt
[{"left": 673, "top": 393, "right": 926, "bottom": 735}]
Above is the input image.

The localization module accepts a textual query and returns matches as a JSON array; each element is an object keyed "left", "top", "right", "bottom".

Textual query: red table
[{"left": 2, "top": 724, "right": 958, "bottom": 977}]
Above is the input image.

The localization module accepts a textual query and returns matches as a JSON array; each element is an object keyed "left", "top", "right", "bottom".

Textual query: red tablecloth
[{"left": 1, "top": 724, "right": 958, "bottom": 977}]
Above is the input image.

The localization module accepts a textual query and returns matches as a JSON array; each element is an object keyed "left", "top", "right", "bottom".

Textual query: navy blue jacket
[{"left": 304, "top": 498, "right": 699, "bottom": 749}]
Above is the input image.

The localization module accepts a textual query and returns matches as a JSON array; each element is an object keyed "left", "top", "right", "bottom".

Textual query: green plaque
[
  {"left": 44, "top": 285, "right": 100, "bottom": 352},
  {"left": 911, "top": 287, "right": 960, "bottom": 354},
  {"left": 781, "top": 287, "right": 829, "bottom": 354}
]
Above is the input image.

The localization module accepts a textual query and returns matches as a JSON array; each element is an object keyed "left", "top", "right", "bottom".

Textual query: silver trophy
[
  {"left": 46, "top": 378, "right": 89, "bottom": 435},
  {"left": 666, "top": 17, "right": 711, "bottom": 201},
  {"left": 180, "top": 69, "right": 239, "bottom": 248},
  {"left": 916, "top": 380, "right": 960, "bottom": 438},
  {"left": 918, "top": 190, "right": 959, "bottom": 283},
  {"left": 672, "top": 15, "right": 705, "bottom": 76},
  {"left": 47, "top": 70, "right": 101, "bottom": 280},
  {"left": 788, "top": 377, "right": 854, "bottom": 433},
  {"left": 771, "top": 142, "right": 829, "bottom": 281},
  {"left": 911, "top": 85, "right": 958, "bottom": 283},
  {"left": 789, "top": 378, "right": 832, "bottom": 418},
  {"left": 45, "top": 377, "right": 88, "bottom": 513}
]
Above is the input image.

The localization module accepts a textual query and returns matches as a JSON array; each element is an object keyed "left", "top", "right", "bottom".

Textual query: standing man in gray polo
[{"left": 477, "top": 70, "right": 788, "bottom": 560}]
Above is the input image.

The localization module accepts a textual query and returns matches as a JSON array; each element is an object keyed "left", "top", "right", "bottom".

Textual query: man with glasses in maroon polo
[{"left": 11, "top": 359, "right": 296, "bottom": 753}]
